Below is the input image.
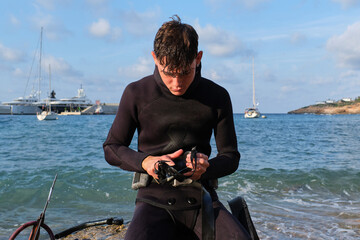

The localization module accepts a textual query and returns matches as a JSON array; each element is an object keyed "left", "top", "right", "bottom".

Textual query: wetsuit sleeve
[
  {"left": 103, "top": 84, "right": 149, "bottom": 172},
  {"left": 201, "top": 90, "right": 240, "bottom": 180}
]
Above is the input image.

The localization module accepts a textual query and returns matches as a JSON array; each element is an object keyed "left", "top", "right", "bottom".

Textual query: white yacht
[
  {"left": 3, "top": 28, "right": 93, "bottom": 115},
  {"left": 50, "top": 85, "right": 93, "bottom": 113},
  {"left": 244, "top": 57, "right": 261, "bottom": 119},
  {"left": 2, "top": 91, "right": 41, "bottom": 115},
  {"left": 0, "top": 102, "right": 12, "bottom": 114}
]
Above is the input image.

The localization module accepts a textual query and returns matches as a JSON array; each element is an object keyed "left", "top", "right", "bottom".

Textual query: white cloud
[
  {"left": 205, "top": 0, "right": 270, "bottom": 10},
  {"left": 35, "top": 0, "right": 56, "bottom": 10},
  {"left": 32, "top": 14, "right": 71, "bottom": 40},
  {"left": 340, "top": 70, "right": 360, "bottom": 79},
  {"left": 35, "top": 0, "right": 72, "bottom": 10},
  {"left": 118, "top": 56, "right": 153, "bottom": 80},
  {"left": 89, "top": 18, "right": 121, "bottom": 40},
  {"left": 290, "top": 32, "right": 307, "bottom": 45},
  {"left": 281, "top": 85, "right": 298, "bottom": 93},
  {"left": 42, "top": 55, "right": 82, "bottom": 77},
  {"left": 110, "top": 27, "right": 122, "bottom": 40},
  {"left": 89, "top": 18, "right": 110, "bottom": 37},
  {"left": 194, "top": 20, "right": 251, "bottom": 57},
  {"left": 13, "top": 68, "right": 24, "bottom": 77},
  {"left": 309, "top": 76, "right": 338, "bottom": 85},
  {"left": 235, "top": 0, "right": 270, "bottom": 9},
  {"left": 86, "top": 0, "right": 108, "bottom": 5},
  {"left": 0, "top": 43, "right": 24, "bottom": 62},
  {"left": 121, "top": 10, "right": 159, "bottom": 36},
  {"left": 207, "top": 69, "right": 222, "bottom": 81},
  {"left": 202, "top": 60, "right": 249, "bottom": 84},
  {"left": 262, "top": 69, "right": 277, "bottom": 82},
  {"left": 9, "top": 15, "right": 20, "bottom": 26},
  {"left": 83, "top": 0, "right": 110, "bottom": 17},
  {"left": 326, "top": 22, "right": 360, "bottom": 70},
  {"left": 332, "top": 0, "right": 360, "bottom": 8},
  {"left": 339, "top": 70, "right": 360, "bottom": 90}
]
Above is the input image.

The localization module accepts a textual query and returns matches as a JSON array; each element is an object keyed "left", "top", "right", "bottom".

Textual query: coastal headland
[{"left": 288, "top": 100, "right": 360, "bottom": 114}]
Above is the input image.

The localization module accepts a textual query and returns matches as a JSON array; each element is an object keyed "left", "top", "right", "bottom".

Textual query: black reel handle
[{"left": 154, "top": 147, "right": 197, "bottom": 184}]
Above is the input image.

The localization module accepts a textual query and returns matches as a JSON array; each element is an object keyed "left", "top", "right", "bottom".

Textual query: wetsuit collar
[{"left": 153, "top": 64, "right": 202, "bottom": 99}]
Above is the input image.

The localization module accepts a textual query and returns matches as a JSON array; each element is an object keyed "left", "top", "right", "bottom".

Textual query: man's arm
[
  {"left": 103, "top": 84, "right": 149, "bottom": 172},
  {"left": 200, "top": 90, "right": 240, "bottom": 180}
]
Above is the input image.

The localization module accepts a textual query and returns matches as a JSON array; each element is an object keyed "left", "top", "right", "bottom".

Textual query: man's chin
[{"left": 170, "top": 90, "right": 185, "bottom": 96}]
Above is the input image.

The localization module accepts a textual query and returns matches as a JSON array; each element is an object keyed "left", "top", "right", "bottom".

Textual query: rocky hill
[{"left": 288, "top": 101, "right": 360, "bottom": 114}]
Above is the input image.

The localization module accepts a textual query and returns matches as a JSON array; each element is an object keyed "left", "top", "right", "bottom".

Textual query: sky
[{"left": 0, "top": 0, "right": 360, "bottom": 113}]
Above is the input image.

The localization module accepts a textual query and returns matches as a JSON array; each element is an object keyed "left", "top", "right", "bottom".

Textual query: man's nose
[{"left": 172, "top": 76, "right": 182, "bottom": 85}]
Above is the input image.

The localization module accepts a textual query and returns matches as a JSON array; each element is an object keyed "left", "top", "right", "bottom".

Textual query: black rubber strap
[
  {"left": 201, "top": 187, "right": 214, "bottom": 240},
  {"left": 54, "top": 218, "right": 123, "bottom": 239},
  {"left": 228, "top": 196, "right": 259, "bottom": 240}
]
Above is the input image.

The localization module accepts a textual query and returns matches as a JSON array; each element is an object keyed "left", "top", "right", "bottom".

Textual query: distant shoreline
[{"left": 288, "top": 101, "right": 360, "bottom": 115}]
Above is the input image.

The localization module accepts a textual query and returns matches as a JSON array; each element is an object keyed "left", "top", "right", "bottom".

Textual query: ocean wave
[{"left": 217, "top": 168, "right": 360, "bottom": 239}]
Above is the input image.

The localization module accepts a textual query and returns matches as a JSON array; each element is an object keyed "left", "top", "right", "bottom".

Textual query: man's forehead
[{"left": 161, "top": 64, "right": 195, "bottom": 77}]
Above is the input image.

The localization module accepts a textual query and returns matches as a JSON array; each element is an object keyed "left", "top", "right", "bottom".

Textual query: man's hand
[
  {"left": 142, "top": 149, "right": 183, "bottom": 179},
  {"left": 184, "top": 152, "right": 209, "bottom": 180}
]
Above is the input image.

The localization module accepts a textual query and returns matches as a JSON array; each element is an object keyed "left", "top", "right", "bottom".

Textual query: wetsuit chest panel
[{"left": 138, "top": 97, "right": 215, "bottom": 155}]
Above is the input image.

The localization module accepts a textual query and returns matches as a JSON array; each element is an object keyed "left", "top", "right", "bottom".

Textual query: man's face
[{"left": 152, "top": 51, "right": 203, "bottom": 96}]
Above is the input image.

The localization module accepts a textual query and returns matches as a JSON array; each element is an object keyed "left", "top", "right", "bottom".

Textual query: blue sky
[{"left": 0, "top": 0, "right": 359, "bottom": 113}]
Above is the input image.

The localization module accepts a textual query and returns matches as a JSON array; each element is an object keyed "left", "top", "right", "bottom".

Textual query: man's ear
[
  {"left": 196, "top": 51, "right": 203, "bottom": 66},
  {"left": 151, "top": 51, "right": 158, "bottom": 65}
]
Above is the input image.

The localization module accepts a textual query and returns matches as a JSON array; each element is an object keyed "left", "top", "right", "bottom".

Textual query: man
[{"left": 103, "top": 15, "right": 251, "bottom": 240}]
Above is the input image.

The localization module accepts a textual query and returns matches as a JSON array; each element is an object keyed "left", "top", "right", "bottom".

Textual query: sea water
[{"left": 0, "top": 114, "right": 359, "bottom": 239}]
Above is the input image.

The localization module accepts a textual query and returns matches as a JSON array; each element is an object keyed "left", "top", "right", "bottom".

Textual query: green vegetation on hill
[{"left": 288, "top": 97, "right": 360, "bottom": 114}]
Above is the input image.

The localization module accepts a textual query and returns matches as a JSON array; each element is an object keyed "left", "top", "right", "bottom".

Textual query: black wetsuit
[{"left": 103, "top": 66, "right": 250, "bottom": 240}]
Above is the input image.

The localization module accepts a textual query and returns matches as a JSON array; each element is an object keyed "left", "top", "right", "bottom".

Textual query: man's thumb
[{"left": 168, "top": 149, "right": 183, "bottom": 159}]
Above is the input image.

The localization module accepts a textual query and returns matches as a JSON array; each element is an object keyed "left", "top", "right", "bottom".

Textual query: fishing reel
[{"left": 154, "top": 147, "right": 197, "bottom": 184}]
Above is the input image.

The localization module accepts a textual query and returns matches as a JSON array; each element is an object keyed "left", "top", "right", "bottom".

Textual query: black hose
[{"left": 54, "top": 217, "right": 123, "bottom": 239}]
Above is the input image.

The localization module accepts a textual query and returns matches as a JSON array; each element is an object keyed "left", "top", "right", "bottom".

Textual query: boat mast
[
  {"left": 38, "top": 27, "right": 43, "bottom": 102},
  {"left": 48, "top": 64, "right": 51, "bottom": 112},
  {"left": 252, "top": 57, "right": 256, "bottom": 108}
]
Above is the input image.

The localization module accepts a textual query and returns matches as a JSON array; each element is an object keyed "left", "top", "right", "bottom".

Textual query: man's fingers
[{"left": 167, "top": 149, "right": 183, "bottom": 159}]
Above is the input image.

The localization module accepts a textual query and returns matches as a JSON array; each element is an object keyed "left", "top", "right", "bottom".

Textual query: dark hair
[{"left": 153, "top": 15, "right": 198, "bottom": 76}]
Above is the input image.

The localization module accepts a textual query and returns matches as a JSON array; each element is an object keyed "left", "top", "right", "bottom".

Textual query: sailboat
[
  {"left": 37, "top": 65, "right": 58, "bottom": 120},
  {"left": 34, "top": 28, "right": 58, "bottom": 120},
  {"left": 2, "top": 28, "right": 45, "bottom": 115},
  {"left": 244, "top": 57, "right": 261, "bottom": 119}
]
